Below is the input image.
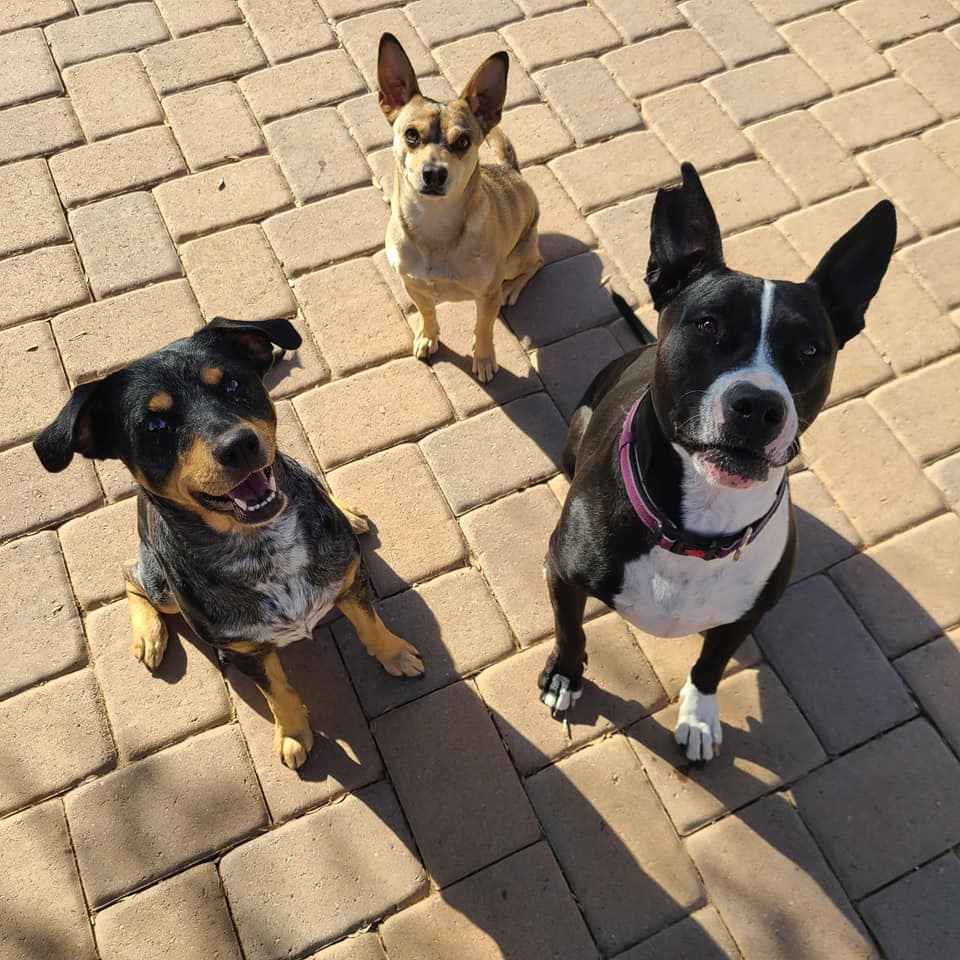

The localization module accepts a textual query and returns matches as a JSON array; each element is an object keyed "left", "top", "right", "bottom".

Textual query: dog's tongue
[{"left": 229, "top": 469, "right": 270, "bottom": 503}]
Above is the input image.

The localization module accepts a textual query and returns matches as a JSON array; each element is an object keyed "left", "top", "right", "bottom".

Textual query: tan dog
[{"left": 377, "top": 33, "right": 543, "bottom": 382}]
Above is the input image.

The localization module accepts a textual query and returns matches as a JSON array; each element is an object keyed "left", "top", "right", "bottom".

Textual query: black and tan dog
[{"left": 35, "top": 319, "right": 423, "bottom": 769}]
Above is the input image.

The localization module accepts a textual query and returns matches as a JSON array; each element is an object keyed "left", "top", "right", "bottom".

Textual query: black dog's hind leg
[{"left": 538, "top": 556, "right": 589, "bottom": 716}]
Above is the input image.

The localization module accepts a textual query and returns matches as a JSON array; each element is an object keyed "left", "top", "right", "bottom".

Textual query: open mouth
[{"left": 194, "top": 464, "right": 285, "bottom": 524}]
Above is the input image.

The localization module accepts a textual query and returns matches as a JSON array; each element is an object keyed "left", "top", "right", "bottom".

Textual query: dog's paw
[
  {"left": 413, "top": 334, "right": 439, "bottom": 359},
  {"left": 472, "top": 353, "right": 499, "bottom": 383},
  {"left": 274, "top": 724, "right": 314, "bottom": 770},
  {"left": 538, "top": 654, "right": 584, "bottom": 717},
  {"left": 333, "top": 498, "right": 369, "bottom": 535},
  {"left": 132, "top": 618, "right": 168, "bottom": 670},
  {"left": 378, "top": 637, "right": 425, "bottom": 678},
  {"left": 675, "top": 676, "right": 722, "bottom": 763}
]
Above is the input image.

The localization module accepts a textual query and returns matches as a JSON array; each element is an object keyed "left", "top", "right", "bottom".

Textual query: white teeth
[{"left": 231, "top": 490, "right": 277, "bottom": 513}]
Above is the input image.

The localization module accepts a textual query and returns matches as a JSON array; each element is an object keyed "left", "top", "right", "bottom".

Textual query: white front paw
[{"left": 675, "top": 676, "right": 722, "bottom": 762}]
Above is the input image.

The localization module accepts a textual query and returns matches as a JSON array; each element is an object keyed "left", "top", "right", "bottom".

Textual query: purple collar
[{"left": 618, "top": 390, "right": 788, "bottom": 562}]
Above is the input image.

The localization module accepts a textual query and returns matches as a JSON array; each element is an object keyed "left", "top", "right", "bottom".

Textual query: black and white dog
[{"left": 539, "top": 163, "right": 896, "bottom": 762}]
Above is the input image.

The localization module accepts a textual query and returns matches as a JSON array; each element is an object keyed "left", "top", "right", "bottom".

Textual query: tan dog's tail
[{"left": 487, "top": 128, "right": 519, "bottom": 171}]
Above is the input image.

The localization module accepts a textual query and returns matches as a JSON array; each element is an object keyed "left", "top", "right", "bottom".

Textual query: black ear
[
  {"left": 645, "top": 162, "right": 724, "bottom": 310},
  {"left": 807, "top": 200, "right": 896, "bottom": 347},
  {"left": 34, "top": 378, "right": 114, "bottom": 473},
  {"left": 200, "top": 317, "right": 302, "bottom": 375},
  {"left": 460, "top": 51, "right": 509, "bottom": 133},
  {"left": 378, "top": 33, "right": 420, "bottom": 123}
]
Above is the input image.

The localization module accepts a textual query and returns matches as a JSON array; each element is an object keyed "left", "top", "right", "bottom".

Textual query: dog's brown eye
[
  {"left": 800, "top": 343, "right": 818, "bottom": 358},
  {"left": 698, "top": 317, "right": 719, "bottom": 337},
  {"left": 404, "top": 128, "right": 420, "bottom": 146},
  {"left": 455, "top": 134, "right": 470, "bottom": 151}
]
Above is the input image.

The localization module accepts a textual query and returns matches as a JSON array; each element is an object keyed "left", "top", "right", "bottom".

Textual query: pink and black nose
[
  {"left": 721, "top": 383, "right": 786, "bottom": 445},
  {"left": 214, "top": 427, "right": 262, "bottom": 472},
  {"left": 422, "top": 163, "right": 448, "bottom": 190}
]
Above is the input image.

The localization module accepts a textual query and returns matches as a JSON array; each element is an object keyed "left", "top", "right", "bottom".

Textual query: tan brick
[
  {"left": 826, "top": 333, "right": 892, "bottom": 407},
  {"left": 476, "top": 614, "right": 665, "bottom": 775},
  {"left": 376, "top": 681, "right": 539, "bottom": 885},
  {"left": 0, "top": 441, "right": 101, "bottom": 543},
  {"left": 534, "top": 59, "right": 641, "bottom": 146},
  {"left": 588, "top": 193, "right": 656, "bottom": 301},
  {"left": 163, "top": 82, "right": 265, "bottom": 171},
  {"left": 700, "top": 161, "right": 797, "bottom": 234},
  {"left": 308, "top": 935, "right": 386, "bottom": 960},
  {"left": 238, "top": 49, "right": 365, "bottom": 123},
  {"left": 141, "top": 25, "right": 266, "bottom": 96},
  {"left": 46, "top": 3, "right": 168, "bottom": 68},
  {"left": 498, "top": 101, "right": 574, "bottom": 166},
  {"left": 802, "top": 399, "right": 942, "bottom": 544},
  {"left": 0, "top": 98, "right": 83, "bottom": 164},
  {"left": 523, "top": 163, "right": 596, "bottom": 262},
  {"left": 50, "top": 126, "right": 185, "bottom": 208},
  {"left": 0, "top": 669, "right": 114, "bottom": 815},
  {"left": 94, "top": 863, "right": 242, "bottom": 960},
  {"left": 0, "top": 532, "right": 85, "bottom": 700},
  {"left": 723, "top": 224, "right": 810, "bottom": 281},
  {"left": 0, "top": 245, "right": 89, "bottom": 331},
  {"left": 154, "top": 156, "right": 291, "bottom": 242},
  {"left": 221, "top": 783, "right": 426, "bottom": 959},
  {"left": 789, "top": 470, "right": 861, "bottom": 581},
  {"left": 154, "top": 0, "right": 242, "bottom": 36},
  {"left": 888, "top": 33, "right": 960, "bottom": 119},
  {"left": 327, "top": 443, "right": 466, "bottom": 595},
  {"left": 926, "top": 452, "right": 960, "bottom": 511},
  {"left": 628, "top": 666, "right": 825, "bottom": 835},
  {"left": 529, "top": 735, "right": 704, "bottom": 952},
  {"left": 0, "top": 28, "right": 62, "bottom": 109},
  {"left": 263, "top": 186, "right": 387, "bottom": 276},
  {"left": 0, "top": 0, "right": 73, "bottom": 31},
  {"left": 274, "top": 399, "right": 320, "bottom": 473},
  {"left": 549, "top": 131, "right": 676, "bottom": 215},
  {"left": 226, "top": 630, "right": 383, "bottom": 821},
  {"left": 643, "top": 83, "right": 753, "bottom": 173},
  {"left": 752, "top": 0, "right": 837, "bottom": 21},
  {"left": 321, "top": 0, "right": 396, "bottom": 14},
  {"left": 262, "top": 327, "right": 331, "bottom": 399},
  {"left": 813, "top": 78, "right": 940, "bottom": 151},
  {"left": 896, "top": 631, "right": 960, "bottom": 755},
  {"left": 617, "top": 907, "right": 741, "bottom": 960},
  {"left": 0, "top": 159, "right": 67, "bottom": 261},
  {"left": 901, "top": 228, "right": 960, "bottom": 309},
  {"left": 434, "top": 33, "right": 538, "bottom": 110},
  {"left": 459, "top": 486, "right": 559, "bottom": 646},
  {"left": 783, "top": 11, "right": 891, "bottom": 94},
  {"left": 86, "top": 601, "right": 232, "bottom": 761},
  {"left": 831, "top": 515, "right": 960, "bottom": 656},
  {"left": 595, "top": 0, "right": 685, "bottom": 41},
  {"left": 686, "top": 795, "right": 874, "bottom": 958},
  {"left": 0, "top": 802, "right": 97, "bottom": 960},
  {"left": 841, "top": 0, "right": 958, "bottom": 48},
  {"left": 406, "top": 0, "right": 523, "bottom": 47},
  {"left": 502, "top": 7, "right": 620, "bottom": 71},
  {"left": 334, "top": 566, "right": 513, "bottom": 716},
  {"left": 294, "top": 358, "right": 451, "bottom": 468},
  {"left": 602, "top": 29, "right": 723, "bottom": 100},
  {"left": 681, "top": 0, "right": 786, "bottom": 66},
  {"left": 265, "top": 108, "right": 369, "bottom": 203},
  {"left": 63, "top": 53, "right": 163, "bottom": 142},
  {"left": 338, "top": 9, "right": 435, "bottom": 89},
  {"left": 181, "top": 224, "right": 295, "bottom": 323},
  {"left": 239, "top": 0, "right": 334, "bottom": 63},
  {"left": 380, "top": 842, "right": 596, "bottom": 960},
  {"left": 532, "top": 326, "right": 623, "bottom": 419}
]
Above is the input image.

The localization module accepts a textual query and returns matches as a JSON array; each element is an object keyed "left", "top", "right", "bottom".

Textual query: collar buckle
[{"left": 733, "top": 525, "right": 753, "bottom": 562}]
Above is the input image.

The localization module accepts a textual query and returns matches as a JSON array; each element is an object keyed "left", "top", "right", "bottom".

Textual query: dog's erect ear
[
  {"left": 645, "top": 162, "right": 724, "bottom": 311},
  {"left": 378, "top": 33, "right": 420, "bottom": 123},
  {"left": 807, "top": 200, "right": 896, "bottom": 348},
  {"left": 34, "top": 377, "right": 115, "bottom": 473},
  {"left": 200, "top": 317, "right": 303, "bottom": 375},
  {"left": 461, "top": 52, "right": 509, "bottom": 134}
]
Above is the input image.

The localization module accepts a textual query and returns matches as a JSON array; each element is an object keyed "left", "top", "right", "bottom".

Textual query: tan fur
[
  {"left": 329, "top": 495, "right": 370, "bottom": 534},
  {"left": 379, "top": 37, "right": 543, "bottom": 383},
  {"left": 147, "top": 392, "right": 173, "bottom": 412},
  {"left": 200, "top": 366, "right": 223, "bottom": 385},
  {"left": 124, "top": 572, "right": 177, "bottom": 668}
]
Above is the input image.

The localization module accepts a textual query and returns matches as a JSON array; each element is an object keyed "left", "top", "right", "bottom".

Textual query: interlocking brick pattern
[{"left": 2, "top": 3, "right": 959, "bottom": 958}]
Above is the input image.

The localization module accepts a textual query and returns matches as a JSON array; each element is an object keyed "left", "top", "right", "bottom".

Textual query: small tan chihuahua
[{"left": 377, "top": 33, "right": 543, "bottom": 383}]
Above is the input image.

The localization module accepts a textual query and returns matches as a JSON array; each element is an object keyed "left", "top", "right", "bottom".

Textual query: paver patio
[{"left": 1, "top": 1, "right": 960, "bottom": 958}]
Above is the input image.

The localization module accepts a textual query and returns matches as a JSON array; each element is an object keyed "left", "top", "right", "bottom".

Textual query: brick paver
[{"left": 3, "top": 4, "right": 959, "bottom": 956}]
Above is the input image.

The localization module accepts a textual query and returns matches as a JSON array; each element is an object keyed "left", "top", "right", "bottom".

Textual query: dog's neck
[{"left": 393, "top": 161, "right": 480, "bottom": 251}]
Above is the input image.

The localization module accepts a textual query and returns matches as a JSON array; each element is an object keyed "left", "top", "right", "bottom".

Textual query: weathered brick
[
  {"left": 752, "top": 0, "right": 839, "bottom": 21},
  {"left": 274, "top": 398, "right": 320, "bottom": 473},
  {"left": 181, "top": 224, "right": 295, "bottom": 323},
  {"left": 681, "top": 0, "right": 786, "bottom": 66},
  {"left": 50, "top": 126, "right": 185, "bottom": 208},
  {"left": 221, "top": 783, "right": 426, "bottom": 959},
  {"left": 841, "top": 0, "right": 958, "bottom": 48},
  {"left": 724, "top": 224, "right": 809, "bottom": 281},
  {"left": 406, "top": 0, "right": 523, "bottom": 47},
  {"left": 327, "top": 443, "right": 466, "bottom": 595},
  {"left": 901, "top": 228, "right": 960, "bottom": 309},
  {"left": 0, "top": 0, "right": 74, "bottom": 32},
  {"left": 926, "top": 452, "right": 960, "bottom": 512},
  {"left": 826, "top": 333, "right": 893, "bottom": 407},
  {"left": 0, "top": 159, "right": 68, "bottom": 260},
  {"left": 154, "top": 156, "right": 292, "bottom": 242},
  {"left": 154, "top": 0, "right": 242, "bottom": 36},
  {"left": 0, "top": 98, "right": 83, "bottom": 164},
  {"left": 701, "top": 161, "right": 797, "bottom": 234},
  {"left": 789, "top": 470, "right": 861, "bottom": 581},
  {"left": 523, "top": 163, "right": 596, "bottom": 263},
  {"left": 595, "top": 0, "right": 685, "bottom": 41},
  {"left": 63, "top": 54, "right": 164, "bottom": 142},
  {"left": 46, "top": 3, "right": 168, "bottom": 67},
  {"left": 0, "top": 802, "right": 97, "bottom": 960},
  {"left": 262, "top": 327, "right": 331, "bottom": 399},
  {"left": 264, "top": 187, "right": 387, "bottom": 275},
  {"left": 338, "top": 9, "right": 435, "bottom": 89},
  {"left": 502, "top": 7, "right": 620, "bottom": 71},
  {"left": 587, "top": 193, "right": 656, "bottom": 302},
  {"left": 0, "top": 245, "right": 88, "bottom": 331},
  {"left": 897, "top": 631, "right": 960, "bottom": 756},
  {"left": 238, "top": 49, "right": 365, "bottom": 123},
  {"left": 0, "top": 28, "right": 62, "bottom": 110},
  {"left": 887, "top": 33, "right": 960, "bottom": 119},
  {"left": 265, "top": 108, "right": 369, "bottom": 203},
  {"left": 163, "top": 82, "right": 265, "bottom": 171},
  {"left": 617, "top": 908, "right": 741, "bottom": 960},
  {"left": 141, "top": 25, "right": 267, "bottom": 96},
  {"left": 434, "top": 33, "right": 538, "bottom": 110},
  {"left": 498, "top": 101, "right": 574, "bottom": 165},
  {"left": 831, "top": 514, "right": 960, "bottom": 657},
  {"left": 53, "top": 279, "right": 202, "bottom": 384},
  {"left": 239, "top": 0, "right": 335, "bottom": 63},
  {"left": 0, "top": 532, "right": 84, "bottom": 700},
  {"left": 308, "top": 935, "right": 386, "bottom": 960},
  {"left": 294, "top": 358, "right": 451, "bottom": 469}
]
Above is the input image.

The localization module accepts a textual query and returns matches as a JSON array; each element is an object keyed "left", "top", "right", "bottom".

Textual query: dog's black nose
[
  {"left": 723, "top": 383, "right": 786, "bottom": 439},
  {"left": 214, "top": 427, "right": 261, "bottom": 469},
  {"left": 422, "top": 163, "right": 448, "bottom": 189}
]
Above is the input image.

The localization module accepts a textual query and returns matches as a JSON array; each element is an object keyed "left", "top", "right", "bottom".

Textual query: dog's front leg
[
  {"left": 224, "top": 642, "right": 314, "bottom": 769},
  {"left": 538, "top": 557, "right": 588, "bottom": 716},
  {"left": 124, "top": 557, "right": 177, "bottom": 670},
  {"left": 406, "top": 284, "right": 440, "bottom": 360},
  {"left": 472, "top": 290, "right": 501, "bottom": 383}
]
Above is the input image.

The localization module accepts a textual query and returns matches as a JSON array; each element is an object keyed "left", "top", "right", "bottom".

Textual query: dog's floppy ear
[
  {"left": 34, "top": 377, "right": 115, "bottom": 473},
  {"left": 646, "top": 162, "right": 724, "bottom": 310},
  {"left": 378, "top": 33, "right": 420, "bottom": 123},
  {"left": 200, "top": 317, "right": 302, "bottom": 375},
  {"left": 807, "top": 200, "right": 896, "bottom": 348},
  {"left": 461, "top": 51, "right": 508, "bottom": 134}
]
